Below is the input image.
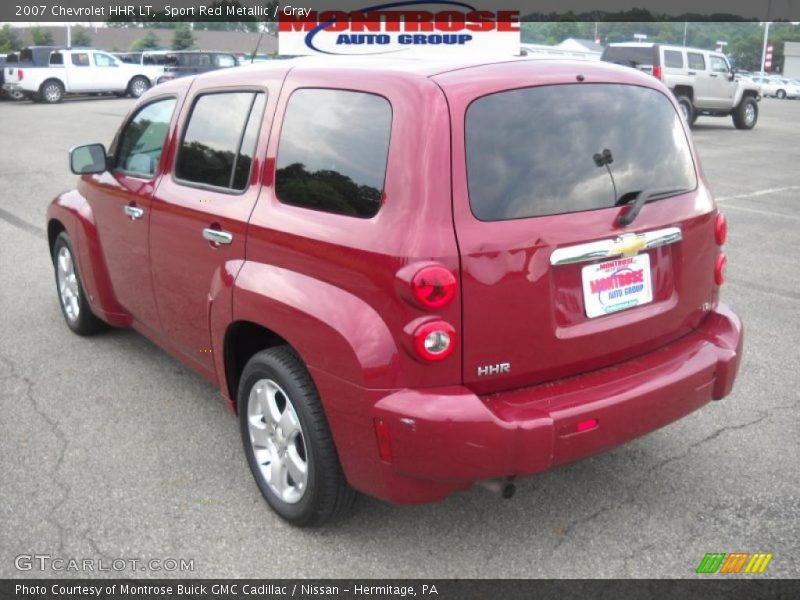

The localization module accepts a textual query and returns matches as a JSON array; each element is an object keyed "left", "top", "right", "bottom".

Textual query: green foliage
[
  {"left": 30, "top": 27, "right": 54, "bottom": 46},
  {"left": 0, "top": 24, "right": 20, "bottom": 53},
  {"left": 172, "top": 24, "right": 195, "bottom": 50},
  {"left": 130, "top": 30, "right": 161, "bottom": 51},
  {"left": 71, "top": 28, "right": 92, "bottom": 47}
]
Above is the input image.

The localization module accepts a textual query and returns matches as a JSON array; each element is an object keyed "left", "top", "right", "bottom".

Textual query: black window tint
[
  {"left": 601, "top": 46, "right": 656, "bottom": 67},
  {"left": 688, "top": 53, "right": 706, "bottom": 70},
  {"left": 116, "top": 98, "right": 177, "bottom": 177},
  {"left": 276, "top": 89, "right": 391, "bottom": 218},
  {"left": 50, "top": 53, "right": 63, "bottom": 65},
  {"left": 70, "top": 53, "right": 88, "bottom": 66},
  {"left": 175, "top": 92, "right": 265, "bottom": 191},
  {"left": 465, "top": 84, "right": 696, "bottom": 221},
  {"left": 664, "top": 50, "right": 683, "bottom": 68}
]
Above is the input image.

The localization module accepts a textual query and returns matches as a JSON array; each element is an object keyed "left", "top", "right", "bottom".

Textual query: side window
[
  {"left": 275, "top": 89, "right": 392, "bottom": 218},
  {"left": 688, "top": 53, "right": 706, "bottom": 71},
  {"left": 71, "top": 53, "right": 89, "bottom": 67},
  {"left": 663, "top": 50, "right": 683, "bottom": 69},
  {"left": 710, "top": 56, "right": 729, "bottom": 73},
  {"left": 175, "top": 92, "right": 266, "bottom": 191},
  {"left": 94, "top": 53, "right": 117, "bottom": 67},
  {"left": 50, "top": 53, "right": 64, "bottom": 65},
  {"left": 115, "top": 98, "right": 177, "bottom": 177},
  {"left": 215, "top": 54, "right": 236, "bottom": 67},
  {"left": 199, "top": 54, "right": 211, "bottom": 67}
]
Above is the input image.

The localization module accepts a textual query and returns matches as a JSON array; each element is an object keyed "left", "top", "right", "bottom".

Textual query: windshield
[{"left": 465, "top": 84, "right": 697, "bottom": 221}]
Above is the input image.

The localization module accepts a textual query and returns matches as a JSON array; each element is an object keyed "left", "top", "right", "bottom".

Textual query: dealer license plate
[{"left": 581, "top": 254, "right": 653, "bottom": 318}]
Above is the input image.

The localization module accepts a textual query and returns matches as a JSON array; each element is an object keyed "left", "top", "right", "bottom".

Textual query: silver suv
[{"left": 602, "top": 43, "right": 761, "bottom": 129}]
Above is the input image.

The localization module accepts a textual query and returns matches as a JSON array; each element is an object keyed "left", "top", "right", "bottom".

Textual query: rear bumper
[{"left": 315, "top": 303, "right": 743, "bottom": 504}]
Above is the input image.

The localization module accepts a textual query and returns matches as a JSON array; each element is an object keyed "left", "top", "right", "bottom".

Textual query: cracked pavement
[{"left": 0, "top": 95, "right": 798, "bottom": 579}]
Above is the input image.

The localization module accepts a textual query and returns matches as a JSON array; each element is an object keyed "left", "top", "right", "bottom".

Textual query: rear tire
[
  {"left": 52, "top": 232, "right": 104, "bottom": 335},
  {"left": 676, "top": 95, "right": 694, "bottom": 125},
  {"left": 40, "top": 80, "right": 64, "bottom": 104},
  {"left": 127, "top": 76, "right": 150, "bottom": 98},
  {"left": 733, "top": 97, "right": 758, "bottom": 130},
  {"left": 239, "top": 346, "right": 356, "bottom": 527}
]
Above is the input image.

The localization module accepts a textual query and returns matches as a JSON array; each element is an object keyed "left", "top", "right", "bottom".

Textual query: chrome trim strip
[{"left": 549, "top": 227, "right": 682, "bottom": 266}]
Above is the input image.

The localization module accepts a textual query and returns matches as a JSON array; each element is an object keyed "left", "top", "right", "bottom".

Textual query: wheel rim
[
  {"left": 247, "top": 378, "right": 308, "bottom": 504},
  {"left": 44, "top": 84, "right": 60, "bottom": 102},
  {"left": 680, "top": 102, "right": 690, "bottom": 121},
  {"left": 745, "top": 103, "right": 755, "bottom": 125},
  {"left": 56, "top": 246, "right": 80, "bottom": 322},
  {"left": 131, "top": 79, "right": 148, "bottom": 97}
]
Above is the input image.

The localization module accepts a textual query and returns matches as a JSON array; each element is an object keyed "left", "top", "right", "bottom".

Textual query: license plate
[{"left": 581, "top": 254, "right": 653, "bottom": 318}]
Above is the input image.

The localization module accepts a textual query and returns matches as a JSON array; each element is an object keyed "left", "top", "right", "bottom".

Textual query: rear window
[
  {"left": 465, "top": 84, "right": 697, "bottom": 221},
  {"left": 601, "top": 46, "right": 656, "bottom": 67}
]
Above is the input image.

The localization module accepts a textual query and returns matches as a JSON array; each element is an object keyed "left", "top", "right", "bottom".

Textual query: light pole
[{"left": 683, "top": 22, "right": 688, "bottom": 46}]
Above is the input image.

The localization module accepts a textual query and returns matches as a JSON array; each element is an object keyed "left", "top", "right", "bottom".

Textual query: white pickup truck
[{"left": 3, "top": 48, "right": 158, "bottom": 103}]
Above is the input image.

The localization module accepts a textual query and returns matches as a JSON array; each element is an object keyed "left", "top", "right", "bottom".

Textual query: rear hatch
[
  {"left": 435, "top": 62, "right": 719, "bottom": 394},
  {"left": 601, "top": 44, "right": 658, "bottom": 75}
]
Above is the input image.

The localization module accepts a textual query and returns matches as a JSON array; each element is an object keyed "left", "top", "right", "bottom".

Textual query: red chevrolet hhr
[{"left": 49, "top": 56, "right": 743, "bottom": 525}]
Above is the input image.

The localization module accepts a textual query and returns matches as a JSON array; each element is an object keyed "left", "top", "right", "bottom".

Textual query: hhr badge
[{"left": 477, "top": 362, "right": 511, "bottom": 377}]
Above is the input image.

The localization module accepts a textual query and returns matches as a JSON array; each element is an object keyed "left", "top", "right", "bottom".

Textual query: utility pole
[
  {"left": 683, "top": 22, "right": 688, "bottom": 46},
  {"left": 760, "top": 22, "right": 771, "bottom": 73},
  {"left": 66, "top": 24, "right": 71, "bottom": 48}
]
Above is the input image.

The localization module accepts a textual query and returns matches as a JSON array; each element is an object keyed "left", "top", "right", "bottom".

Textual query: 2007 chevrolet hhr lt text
[{"left": 49, "top": 56, "right": 743, "bottom": 526}]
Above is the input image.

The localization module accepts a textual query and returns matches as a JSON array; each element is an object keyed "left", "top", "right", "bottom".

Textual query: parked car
[
  {"left": 1, "top": 46, "right": 60, "bottom": 100},
  {"left": 3, "top": 48, "right": 156, "bottom": 103},
  {"left": 155, "top": 51, "right": 238, "bottom": 84},
  {"left": 601, "top": 42, "right": 761, "bottom": 128},
  {"left": 751, "top": 76, "right": 800, "bottom": 99},
  {"left": 49, "top": 56, "right": 742, "bottom": 526},
  {"left": 113, "top": 50, "right": 168, "bottom": 86}
]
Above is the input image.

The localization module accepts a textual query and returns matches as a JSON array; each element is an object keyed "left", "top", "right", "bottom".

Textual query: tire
[
  {"left": 127, "top": 76, "right": 150, "bottom": 98},
  {"left": 676, "top": 95, "right": 694, "bottom": 125},
  {"left": 40, "top": 79, "right": 64, "bottom": 104},
  {"left": 52, "top": 232, "right": 104, "bottom": 335},
  {"left": 733, "top": 97, "right": 758, "bottom": 130},
  {"left": 239, "top": 346, "right": 356, "bottom": 526},
  {"left": 5, "top": 89, "right": 24, "bottom": 101},
  {"left": 776, "top": 89, "right": 786, "bottom": 99}
]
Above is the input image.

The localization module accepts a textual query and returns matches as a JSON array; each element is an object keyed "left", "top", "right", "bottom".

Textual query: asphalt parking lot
[{"left": 0, "top": 94, "right": 798, "bottom": 579}]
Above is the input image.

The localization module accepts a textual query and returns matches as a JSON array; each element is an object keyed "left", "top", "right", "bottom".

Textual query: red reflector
[
  {"left": 653, "top": 65, "right": 662, "bottom": 80},
  {"left": 715, "top": 212, "right": 727, "bottom": 245},
  {"left": 374, "top": 418, "right": 393, "bottom": 463},
  {"left": 715, "top": 253, "right": 727, "bottom": 286},
  {"left": 411, "top": 266, "right": 457, "bottom": 309},
  {"left": 576, "top": 418, "right": 599, "bottom": 432},
  {"left": 17, "top": 69, "right": 24, "bottom": 81}
]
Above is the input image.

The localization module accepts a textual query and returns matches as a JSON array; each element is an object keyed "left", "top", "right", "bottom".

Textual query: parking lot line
[
  {"left": 715, "top": 185, "right": 800, "bottom": 202},
  {"left": 718, "top": 203, "right": 800, "bottom": 221}
]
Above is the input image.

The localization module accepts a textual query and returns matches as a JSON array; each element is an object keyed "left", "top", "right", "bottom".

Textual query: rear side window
[
  {"left": 663, "top": 50, "right": 684, "bottom": 68},
  {"left": 688, "top": 53, "right": 706, "bottom": 70},
  {"left": 175, "top": 91, "right": 266, "bottom": 191},
  {"left": 465, "top": 84, "right": 697, "bottom": 221},
  {"left": 275, "top": 89, "right": 392, "bottom": 218},
  {"left": 215, "top": 54, "right": 236, "bottom": 67},
  {"left": 71, "top": 53, "right": 89, "bottom": 67},
  {"left": 116, "top": 98, "right": 177, "bottom": 177}
]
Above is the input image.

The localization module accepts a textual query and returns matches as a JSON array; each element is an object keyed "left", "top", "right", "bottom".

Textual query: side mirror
[
  {"left": 70, "top": 143, "right": 108, "bottom": 175},
  {"left": 729, "top": 72, "right": 736, "bottom": 82}
]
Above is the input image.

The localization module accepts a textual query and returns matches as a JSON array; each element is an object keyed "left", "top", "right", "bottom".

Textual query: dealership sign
[{"left": 278, "top": 2, "right": 521, "bottom": 56}]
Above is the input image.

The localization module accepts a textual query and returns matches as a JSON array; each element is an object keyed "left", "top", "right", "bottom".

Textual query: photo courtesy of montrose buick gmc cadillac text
[{"left": 48, "top": 56, "right": 743, "bottom": 526}]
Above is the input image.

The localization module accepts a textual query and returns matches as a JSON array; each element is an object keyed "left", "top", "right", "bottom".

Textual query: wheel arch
[{"left": 672, "top": 85, "right": 694, "bottom": 102}]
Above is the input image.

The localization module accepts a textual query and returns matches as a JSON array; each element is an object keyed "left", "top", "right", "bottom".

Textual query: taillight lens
[
  {"left": 715, "top": 212, "right": 727, "bottom": 245},
  {"left": 411, "top": 266, "right": 456, "bottom": 309},
  {"left": 17, "top": 69, "right": 23, "bottom": 81},
  {"left": 715, "top": 253, "right": 727, "bottom": 286},
  {"left": 653, "top": 65, "right": 662, "bottom": 80},
  {"left": 413, "top": 321, "right": 456, "bottom": 361}
]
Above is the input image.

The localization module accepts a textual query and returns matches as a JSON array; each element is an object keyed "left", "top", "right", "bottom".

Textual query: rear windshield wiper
[{"left": 616, "top": 188, "right": 691, "bottom": 227}]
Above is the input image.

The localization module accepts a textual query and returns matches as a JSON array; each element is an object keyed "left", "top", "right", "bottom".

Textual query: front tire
[
  {"left": 40, "top": 80, "right": 64, "bottom": 104},
  {"left": 52, "top": 232, "right": 104, "bottom": 335},
  {"left": 676, "top": 95, "right": 694, "bottom": 126},
  {"left": 733, "top": 97, "right": 758, "bottom": 130},
  {"left": 239, "top": 346, "right": 356, "bottom": 526},
  {"left": 776, "top": 89, "right": 786, "bottom": 99},
  {"left": 127, "top": 76, "right": 150, "bottom": 98}
]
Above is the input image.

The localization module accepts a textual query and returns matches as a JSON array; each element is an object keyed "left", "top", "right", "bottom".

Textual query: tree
[
  {"left": 30, "top": 27, "right": 54, "bottom": 46},
  {"left": 71, "top": 28, "right": 92, "bottom": 47},
  {"left": 0, "top": 24, "right": 20, "bottom": 52},
  {"left": 130, "top": 30, "right": 161, "bottom": 51},
  {"left": 172, "top": 24, "right": 195, "bottom": 50}
]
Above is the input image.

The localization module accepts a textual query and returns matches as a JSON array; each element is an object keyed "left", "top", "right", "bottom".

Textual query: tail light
[
  {"left": 652, "top": 65, "right": 662, "bottom": 80},
  {"left": 17, "top": 69, "right": 23, "bottom": 81},
  {"left": 715, "top": 212, "right": 727, "bottom": 245},
  {"left": 373, "top": 418, "right": 392, "bottom": 463},
  {"left": 715, "top": 253, "right": 727, "bottom": 286},
  {"left": 411, "top": 265, "right": 456, "bottom": 309},
  {"left": 413, "top": 321, "right": 456, "bottom": 361}
]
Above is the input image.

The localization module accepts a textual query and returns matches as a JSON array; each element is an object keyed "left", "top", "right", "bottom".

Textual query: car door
[
  {"left": 687, "top": 51, "right": 712, "bottom": 108},
  {"left": 148, "top": 83, "right": 272, "bottom": 376},
  {"left": 65, "top": 51, "right": 94, "bottom": 91},
  {"left": 84, "top": 95, "right": 179, "bottom": 330},
  {"left": 93, "top": 51, "right": 127, "bottom": 91},
  {"left": 708, "top": 54, "right": 736, "bottom": 108}
]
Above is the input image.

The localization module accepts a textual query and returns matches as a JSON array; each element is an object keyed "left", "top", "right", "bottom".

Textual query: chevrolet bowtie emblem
[{"left": 612, "top": 235, "right": 647, "bottom": 257}]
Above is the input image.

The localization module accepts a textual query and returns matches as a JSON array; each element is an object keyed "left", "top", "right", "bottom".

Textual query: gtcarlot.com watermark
[{"left": 15, "top": 554, "right": 194, "bottom": 573}]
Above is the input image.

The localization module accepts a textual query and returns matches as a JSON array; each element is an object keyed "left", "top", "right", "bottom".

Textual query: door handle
[
  {"left": 687, "top": 71, "right": 696, "bottom": 76},
  {"left": 710, "top": 73, "right": 718, "bottom": 78},
  {"left": 124, "top": 205, "right": 144, "bottom": 220},
  {"left": 202, "top": 227, "right": 233, "bottom": 246}
]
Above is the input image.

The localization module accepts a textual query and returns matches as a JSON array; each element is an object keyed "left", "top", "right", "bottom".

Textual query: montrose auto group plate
[{"left": 581, "top": 254, "right": 653, "bottom": 318}]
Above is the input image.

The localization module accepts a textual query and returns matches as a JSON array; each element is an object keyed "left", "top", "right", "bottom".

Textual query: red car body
[{"left": 47, "top": 57, "right": 743, "bottom": 504}]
